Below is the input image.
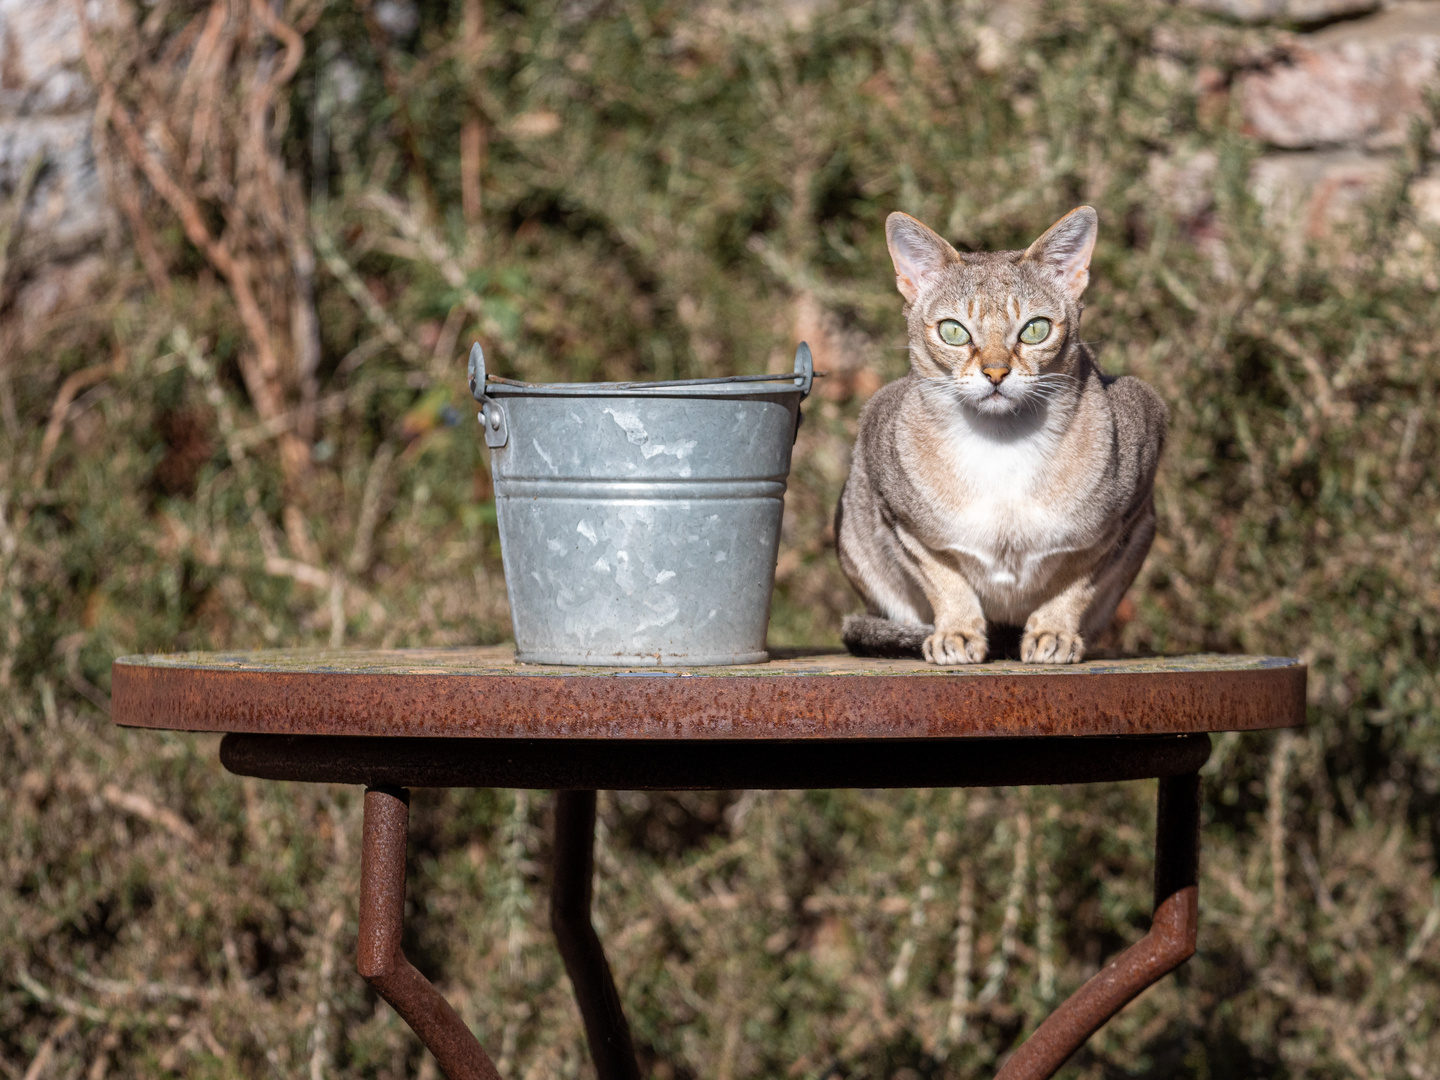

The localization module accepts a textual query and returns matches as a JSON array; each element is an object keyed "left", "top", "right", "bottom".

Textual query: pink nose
[{"left": 982, "top": 366, "right": 1009, "bottom": 385}]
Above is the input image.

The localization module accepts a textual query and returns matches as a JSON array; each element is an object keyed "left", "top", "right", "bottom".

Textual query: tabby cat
[{"left": 836, "top": 207, "right": 1166, "bottom": 665}]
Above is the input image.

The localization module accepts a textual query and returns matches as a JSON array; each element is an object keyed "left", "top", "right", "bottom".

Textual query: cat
[{"left": 835, "top": 207, "right": 1166, "bottom": 665}]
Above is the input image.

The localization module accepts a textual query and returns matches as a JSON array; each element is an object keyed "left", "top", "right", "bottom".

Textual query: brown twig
[
  {"left": 22, "top": 1015, "right": 77, "bottom": 1080},
  {"left": 101, "top": 783, "right": 198, "bottom": 844},
  {"left": 75, "top": 7, "right": 277, "bottom": 405},
  {"left": 312, "top": 226, "right": 425, "bottom": 364},
  {"left": 460, "top": 0, "right": 487, "bottom": 230},
  {"left": 74, "top": 0, "right": 313, "bottom": 483},
  {"left": 0, "top": 150, "right": 45, "bottom": 300},
  {"left": 354, "top": 0, "right": 439, "bottom": 218},
  {"left": 32, "top": 352, "right": 126, "bottom": 489},
  {"left": 431, "top": 301, "right": 468, "bottom": 374},
  {"left": 178, "top": 3, "right": 229, "bottom": 180},
  {"left": 91, "top": 87, "right": 171, "bottom": 297},
  {"left": 347, "top": 441, "right": 394, "bottom": 575},
  {"left": 285, "top": 176, "right": 322, "bottom": 442}
]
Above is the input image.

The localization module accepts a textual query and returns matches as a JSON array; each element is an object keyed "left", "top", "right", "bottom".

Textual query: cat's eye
[
  {"left": 1019, "top": 318, "right": 1052, "bottom": 345},
  {"left": 937, "top": 319, "right": 970, "bottom": 346}
]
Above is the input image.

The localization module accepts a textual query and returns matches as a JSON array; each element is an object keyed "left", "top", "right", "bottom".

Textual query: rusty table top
[{"left": 113, "top": 646, "right": 1305, "bottom": 740}]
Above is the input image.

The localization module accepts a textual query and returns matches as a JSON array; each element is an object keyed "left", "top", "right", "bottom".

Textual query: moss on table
[{"left": 114, "top": 646, "right": 1301, "bottom": 678}]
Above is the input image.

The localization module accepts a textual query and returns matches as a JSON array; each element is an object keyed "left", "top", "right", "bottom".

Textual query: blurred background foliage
[{"left": 2, "top": 0, "right": 1440, "bottom": 1076}]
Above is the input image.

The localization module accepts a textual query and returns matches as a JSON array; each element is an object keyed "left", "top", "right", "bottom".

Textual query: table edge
[{"left": 111, "top": 661, "right": 1308, "bottom": 739}]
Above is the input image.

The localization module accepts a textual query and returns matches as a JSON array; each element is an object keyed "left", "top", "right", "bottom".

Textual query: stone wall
[
  {"left": 0, "top": 0, "right": 1436, "bottom": 342},
  {"left": 0, "top": 0, "right": 119, "bottom": 342},
  {"left": 1195, "top": 0, "right": 1440, "bottom": 231}
]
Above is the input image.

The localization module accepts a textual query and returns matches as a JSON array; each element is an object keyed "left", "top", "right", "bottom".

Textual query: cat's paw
[
  {"left": 1020, "top": 629, "right": 1085, "bottom": 664},
  {"left": 923, "top": 629, "right": 987, "bottom": 665}
]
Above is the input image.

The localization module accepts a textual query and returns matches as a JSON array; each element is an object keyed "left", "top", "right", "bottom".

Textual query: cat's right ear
[{"left": 886, "top": 213, "right": 960, "bottom": 304}]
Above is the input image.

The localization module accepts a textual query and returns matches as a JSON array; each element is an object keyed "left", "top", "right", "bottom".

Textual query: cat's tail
[
  {"left": 841, "top": 614, "right": 930, "bottom": 659},
  {"left": 842, "top": 615, "right": 1026, "bottom": 660}
]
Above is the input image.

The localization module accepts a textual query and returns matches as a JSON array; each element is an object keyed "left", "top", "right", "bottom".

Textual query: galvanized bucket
[{"left": 468, "top": 343, "right": 813, "bottom": 666}]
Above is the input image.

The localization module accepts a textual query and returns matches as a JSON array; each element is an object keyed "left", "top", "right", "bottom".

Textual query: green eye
[
  {"left": 1020, "top": 318, "right": 1052, "bottom": 345},
  {"left": 937, "top": 319, "right": 970, "bottom": 346}
]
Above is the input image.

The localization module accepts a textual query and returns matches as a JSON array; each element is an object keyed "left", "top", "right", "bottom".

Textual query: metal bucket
[{"left": 468, "top": 343, "right": 813, "bottom": 666}]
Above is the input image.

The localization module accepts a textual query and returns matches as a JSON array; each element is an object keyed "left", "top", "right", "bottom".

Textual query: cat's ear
[
  {"left": 1023, "top": 206, "right": 1098, "bottom": 301},
  {"left": 886, "top": 212, "right": 960, "bottom": 304}
]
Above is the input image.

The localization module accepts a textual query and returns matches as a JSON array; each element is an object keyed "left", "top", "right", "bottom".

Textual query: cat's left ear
[{"left": 1023, "top": 206, "right": 1098, "bottom": 302}]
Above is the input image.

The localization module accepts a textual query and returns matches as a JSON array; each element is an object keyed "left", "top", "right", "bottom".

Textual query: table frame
[
  {"left": 223, "top": 733, "right": 1208, "bottom": 1080},
  {"left": 117, "top": 649, "right": 1304, "bottom": 1079}
]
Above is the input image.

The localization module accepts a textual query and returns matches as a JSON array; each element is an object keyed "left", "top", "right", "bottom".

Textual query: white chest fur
[{"left": 904, "top": 409, "right": 1104, "bottom": 607}]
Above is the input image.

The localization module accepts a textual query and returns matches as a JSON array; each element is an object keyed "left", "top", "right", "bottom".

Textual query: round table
[{"left": 112, "top": 647, "right": 1305, "bottom": 1080}]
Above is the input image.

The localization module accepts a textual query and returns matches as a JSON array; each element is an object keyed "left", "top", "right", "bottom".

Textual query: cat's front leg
[
  {"left": 1021, "top": 576, "right": 1095, "bottom": 664},
  {"left": 895, "top": 528, "right": 987, "bottom": 664}
]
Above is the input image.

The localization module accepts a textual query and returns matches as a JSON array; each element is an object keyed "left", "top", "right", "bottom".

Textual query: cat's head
[{"left": 885, "top": 207, "right": 1097, "bottom": 417}]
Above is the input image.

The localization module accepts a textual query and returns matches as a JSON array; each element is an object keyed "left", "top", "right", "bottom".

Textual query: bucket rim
[{"left": 481, "top": 372, "right": 813, "bottom": 397}]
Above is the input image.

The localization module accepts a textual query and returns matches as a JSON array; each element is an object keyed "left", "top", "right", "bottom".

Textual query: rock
[
  {"left": 1148, "top": 147, "right": 1220, "bottom": 222},
  {"left": 0, "top": 114, "right": 115, "bottom": 266},
  {"left": 1180, "top": 0, "right": 1379, "bottom": 28},
  {"left": 12, "top": 253, "right": 105, "bottom": 346},
  {"left": 973, "top": 0, "right": 1039, "bottom": 73},
  {"left": 507, "top": 110, "right": 561, "bottom": 139},
  {"left": 0, "top": 0, "right": 118, "bottom": 117},
  {"left": 1238, "top": 3, "right": 1440, "bottom": 149},
  {"left": 1250, "top": 150, "right": 1393, "bottom": 234},
  {"left": 1411, "top": 174, "right": 1440, "bottom": 226},
  {"left": 371, "top": 0, "right": 418, "bottom": 40},
  {"left": 0, "top": 0, "right": 120, "bottom": 277}
]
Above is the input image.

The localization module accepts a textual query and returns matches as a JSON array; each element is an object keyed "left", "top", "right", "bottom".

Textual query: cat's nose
[{"left": 982, "top": 365, "right": 1010, "bottom": 385}]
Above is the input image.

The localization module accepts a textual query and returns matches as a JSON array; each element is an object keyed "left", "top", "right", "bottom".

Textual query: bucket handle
[
  {"left": 469, "top": 339, "right": 810, "bottom": 448},
  {"left": 791, "top": 341, "right": 814, "bottom": 444},
  {"left": 468, "top": 343, "right": 509, "bottom": 448},
  {"left": 793, "top": 341, "right": 814, "bottom": 398}
]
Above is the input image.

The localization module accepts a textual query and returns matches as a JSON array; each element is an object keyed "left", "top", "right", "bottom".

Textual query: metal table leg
[
  {"left": 359, "top": 786, "right": 502, "bottom": 1080},
  {"left": 356, "top": 776, "right": 1197, "bottom": 1080},
  {"left": 996, "top": 772, "right": 1202, "bottom": 1080},
  {"left": 551, "top": 790, "right": 642, "bottom": 1080}
]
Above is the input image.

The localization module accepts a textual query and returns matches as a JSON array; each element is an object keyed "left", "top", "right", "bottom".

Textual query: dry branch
[
  {"left": 0, "top": 151, "right": 45, "bottom": 299},
  {"left": 32, "top": 352, "right": 126, "bottom": 489},
  {"left": 22, "top": 1014, "right": 76, "bottom": 1080},
  {"left": 460, "top": 0, "right": 487, "bottom": 229},
  {"left": 354, "top": 0, "right": 439, "bottom": 218},
  {"left": 73, "top": 0, "right": 317, "bottom": 486},
  {"left": 91, "top": 88, "right": 171, "bottom": 297},
  {"left": 101, "top": 783, "right": 198, "bottom": 844}
]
